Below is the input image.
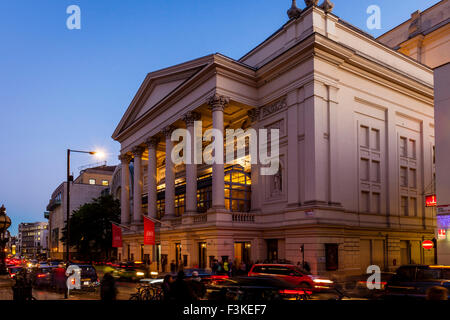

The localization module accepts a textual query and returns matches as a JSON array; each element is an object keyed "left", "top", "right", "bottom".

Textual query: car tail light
[
  {"left": 279, "top": 289, "right": 312, "bottom": 295},
  {"left": 10, "top": 273, "right": 15, "bottom": 278},
  {"left": 37, "top": 274, "right": 46, "bottom": 278},
  {"left": 210, "top": 275, "right": 229, "bottom": 280}
]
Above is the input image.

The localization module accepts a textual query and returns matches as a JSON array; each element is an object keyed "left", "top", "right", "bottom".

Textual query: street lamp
[
  {"left": 0, "top": 204, "right": 11, "bottom": 275},
  {"left": 65, "top": 149, "right": 104, "bottom": 264}
]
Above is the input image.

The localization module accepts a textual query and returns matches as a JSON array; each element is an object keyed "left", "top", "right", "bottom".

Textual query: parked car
[
  {"left": 7, "top": 266, "right": 24, "bottom": 279},
  {"left": 66, "top": 264, "right": 100, "bottom": 289},
  {"left": 384, "top": 265, "right": 450, "bottom": 300},
  {"left": 206, "top": 276, "right": 313, "bottom": 301},
  {"left": 30, "top": 266, "right": 56, "bottom": 288},
  {"left": 248, "top": 264, "right": 334, "bottom": 291}
]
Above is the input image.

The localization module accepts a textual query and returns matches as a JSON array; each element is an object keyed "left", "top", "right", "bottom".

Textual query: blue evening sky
[{"left": 0, "top": 0, "right": 440, "bottom": 235}]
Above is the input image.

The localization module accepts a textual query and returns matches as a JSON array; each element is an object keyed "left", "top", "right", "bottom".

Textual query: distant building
[
  {"left": 45, "top": 165, "right": 116, "bottom": 260},
  {"left": 379, "top": 0, "right": 450, "bottom": 264},
  {"left": 17, "top": 222, "right": 48, "bottom": 259},
  {"left": 377, "top": 0, "right": 450, "bottom": 69}
]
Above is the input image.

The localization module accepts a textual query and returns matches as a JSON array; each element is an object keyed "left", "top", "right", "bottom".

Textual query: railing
[
  {"left": 193, "top": 214, "right": 207, "bottom": 224},
  {"left": 171, "top": 217, "right": 182, "bottom": 226},
  {"left": 232, "top": 212, "right": 255, "bottom": 223}
]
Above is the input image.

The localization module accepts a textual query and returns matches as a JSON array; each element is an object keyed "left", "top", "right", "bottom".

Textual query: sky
[{"left": 0, "top": 0, "right": 441, "bottom": 235}]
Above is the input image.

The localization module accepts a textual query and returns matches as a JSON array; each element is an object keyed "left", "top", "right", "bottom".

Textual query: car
[
  {"left": 111, "top": 262, "right": 147, "bottom": 282},
  {"left": 384, "top": 265, "right": 450, "bottom": 300},
  {"left": 7, "top": 266, "right": 24, "bottom": 279},
  {"left": 248, "top": 264, "right": 334, "bottom": 291},
  {"left": 206, "top": 276, "right": 313, "bottom": 301},
  {"left": 341, "top": 272, "right": 395, "bottom": 299},
  {"left": 30, "top": 266, "right": 56, "bottom": 288},
  {"left": 67, "top": 264, "right": 100, "bottom": 289}
]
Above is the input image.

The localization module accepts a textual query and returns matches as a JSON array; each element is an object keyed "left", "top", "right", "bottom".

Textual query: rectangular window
[
  {"left": 360, "top": 126, "right": 369, "bottom": 148},
  {"left": 371, "top": 129, "right": 380, "bottom": 150},
  {"left": 371, "top": 160, "right": 380, "bottom": 183},
  {"left": 409, "top": 169, "right": 416, "bottom": 188},
  {"left": 400, "top": 167, "right": 408, "bottom": 187},
  {"left": 89, "top": 179, "right": 96, "bottom": 185},
  {"left": 360, "top": 159, "right": 369, "bottom": 181},
  {"left": 410, "top": 197, "right": 417, "bottom": 217},
  {"left": 401, "top": 196, "right": 408, "bottom": 216},
  {"left": 400, "top": 137, "right": 407, "bottom": 157},
  {"left": 409, "top": 139, "right": 416, "bottom": 159},
  {"left": 361, "top": 191, "right": 370, "bottom": 213},
  {"left": 102, "top": 180, "right": 109, "bottom": 186},
  {"left": 372, "top": 193, "right": 380, "bottom": 214}
]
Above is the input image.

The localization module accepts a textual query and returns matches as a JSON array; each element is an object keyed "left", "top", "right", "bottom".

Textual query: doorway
[
  {"left": 267, "top": 239, "right": 278, "bottom": 262},
  {"left": 198, "top": 242, "right": 207, "bottom": 269},
  {"left": 175, "top": 243, "right": 182, "bottom": 269},
  {"left": 234, "top": 242, "right": 251, "bottom": 265}
]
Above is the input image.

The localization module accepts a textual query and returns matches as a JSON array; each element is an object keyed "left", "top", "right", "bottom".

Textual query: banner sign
[
  {"left": 144, "top": 216, "right": 155, "bottom": 245},
  {"left": 112, "top": 223, "right": 123, "bottom": 248}
]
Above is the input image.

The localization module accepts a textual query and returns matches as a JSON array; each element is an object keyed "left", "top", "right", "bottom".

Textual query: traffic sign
[{"left": 422, "top": 240, "right": 434, "bottom": 250}]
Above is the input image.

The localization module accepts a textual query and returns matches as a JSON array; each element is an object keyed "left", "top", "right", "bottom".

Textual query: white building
[
  {"left": 17, "top": 222, "right": 48, "bottom": 259},
  {"left": 112, "top": 1, "right": 436, "bottom": 276}
]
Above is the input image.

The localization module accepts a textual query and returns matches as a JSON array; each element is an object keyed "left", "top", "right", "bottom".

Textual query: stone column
[
  {"left": 248, "top": 108, "right": 261, "bottom": 212},
  {"left": 145, "top": 137, "right": 159, "bottom": 219},
  {"left": 182, "top": 111, "right": 201, "bottom": 214},
  {"left": 132, "top": 146, "right": 145, "bottom": 223},
  {"left": 163, "top": 126, "right": 176, "bottom": 218},
  {"left": 119, "top": 153, "right": 132, "bottom": 224},
  {"left": 207, "top": 94, "right": 228, "bottom": 210}
]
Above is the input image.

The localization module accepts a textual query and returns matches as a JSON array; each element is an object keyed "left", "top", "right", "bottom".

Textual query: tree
[{"left": 61, "top": 194, "right": 120, "bottom": 262}]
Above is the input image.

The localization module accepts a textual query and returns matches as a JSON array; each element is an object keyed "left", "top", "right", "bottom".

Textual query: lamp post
[
  {"left": 0, "top": 204, "right": 11, "bottom": 275},
  {"left": 65, "top": 149, "right": 104, "bottom": 264}
]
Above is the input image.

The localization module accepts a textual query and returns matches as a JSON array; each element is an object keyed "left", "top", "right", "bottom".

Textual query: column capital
[
  {"left": 118, "top": 153, "right": 132, "bottom": 163},
  {"left": 162, "top": 125, "right": 176, "bottom": 138},
  {"left": 247, "top": 108, "right": 260, "bottom": 123},
  {"left": 207, "top": 93, "right": 229, "bottom": 112},
  {"left": 145, "top": 136, "right": 159, "bottom": 149},
  {"left": 182, "top": 111, "right": 201, "bottom": 127},
  {"left": 131, "top": 146, "right": 145, "bottom": 157}
]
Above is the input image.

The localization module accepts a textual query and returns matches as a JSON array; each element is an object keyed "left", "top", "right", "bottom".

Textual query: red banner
[
  {"left": 112, "top": 223, "right": 122, "bottom": 248},
  {"left": 144, "top": 216, "right": 155, "bottom": 245}
]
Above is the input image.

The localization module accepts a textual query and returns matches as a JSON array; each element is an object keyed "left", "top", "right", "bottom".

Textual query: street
[{"left": 31, "top": 281, "right": 136, "bottom": 300}]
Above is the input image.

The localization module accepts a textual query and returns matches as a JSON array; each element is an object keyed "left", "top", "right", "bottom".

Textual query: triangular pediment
[{"left": 113, "top": 55, "right": 214, "bottom": 140}]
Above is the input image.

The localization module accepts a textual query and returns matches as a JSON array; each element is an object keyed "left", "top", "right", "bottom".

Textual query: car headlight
[
  {"left": 136, "top": 272, "right": 145, "bottom": 276},
  {"left": 312, "top": 279, "right": 334, "bottom": 284}
]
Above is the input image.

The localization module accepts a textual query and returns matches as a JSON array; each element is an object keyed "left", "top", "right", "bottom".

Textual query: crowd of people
[{"left": 161, "top": 270, "right": 206, "bottom": 301}]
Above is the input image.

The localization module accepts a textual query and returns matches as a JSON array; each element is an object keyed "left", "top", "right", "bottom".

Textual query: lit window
[
  {"left": 89, "top": 179, "right": 96, "bottom": 185},
  {"left": 102, "top": 180, "right": 109, "bottom": 186}
]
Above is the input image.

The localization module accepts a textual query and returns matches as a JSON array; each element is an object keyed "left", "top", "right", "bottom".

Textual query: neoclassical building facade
[{"left": 112, "top": 1, "right": 436, "bottom": 276}]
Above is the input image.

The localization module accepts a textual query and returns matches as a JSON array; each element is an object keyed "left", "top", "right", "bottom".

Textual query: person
[
  {"left": 171, "top": 270, "right": 192, "bottom": 302},
  {"left": 188, "top": 271, "right": 206, "bottom": 300},
  {"left": 12, "top": 268, "right": 33, "bottom": 301},
  {"left": 53, "top": 264, "right": 67, "bottom": 294},
  {"left": 211, "top": 259, "right": 219, "bottom": 275},
  {"left": 162, "top": 274, "right": 174, "bottom": 301},
  {"left": 239, "top": 262, "right": 247, "bottom": 275},
  {"left": 100, "top": 272, "right": 117, "bottom": 301},
  {"left": 223, "top": 260, "right": 229, "bottom": 274},
  {"left": 426, "top": 286, "right": 448, "bottom": 300},
  {"left": 302, "top": 261, "right": 311, "bottom": 273},
  {"left": 170, "top": 260, "right": 176, "bottom": 273}
]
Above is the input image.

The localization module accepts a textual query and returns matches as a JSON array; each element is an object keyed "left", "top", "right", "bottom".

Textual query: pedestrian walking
[
  {"left": 170, "top": 260, "right": 176, "bottom": 273},
  {"left": 188, "top": 271, "right": 206, "bottom": 300},
  {"left": 171, "top": 270, "right": 192, "bottom": 302},
  {"left": 162, "top": 274, "right": 174, "bottom": 301},
  {"left": 100, "top": 272, "right": 117, "bottom": 301}
]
